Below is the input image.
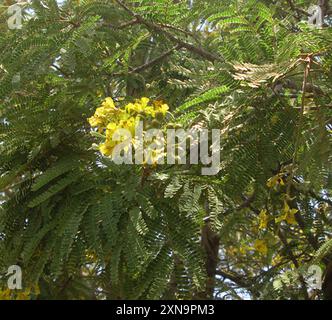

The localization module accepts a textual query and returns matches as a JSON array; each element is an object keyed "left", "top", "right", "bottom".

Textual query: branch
[
  {"left": 140, "top": 18, "right": 223, "bottom": 62},
  {"left": 130, "top": 44, "right": 181, "bottom": 73},
  {"left": 51, "top": 64, "right": 70, "bottom": 77},
  {"left": 155, "top": 22, "right": 201, "bottom": 44},
  {"left": 216, "top": 270, "right": 250, "bottom": 288},
  {"left": 215, "top": 269, "right": 260, "bottom": 297},
  {"left": 114, "top": 0, "right": 223, "bottom": 63},
  {"left": 112, "top": 45, "right": 180, "bottom": 77}
]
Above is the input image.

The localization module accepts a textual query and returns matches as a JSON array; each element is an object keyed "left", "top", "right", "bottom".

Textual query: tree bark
[{"left": 197, "top": 223, "right": 220, "bottom": 299}]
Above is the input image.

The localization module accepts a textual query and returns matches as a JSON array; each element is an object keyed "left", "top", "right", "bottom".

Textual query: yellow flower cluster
[
  {"left": 234, "top": 240, "right": 268, "bottom": 256},
  {"left": 257, "top": 201, "right": 298, "bottom": 229},
  {"left": 88, "top": 97, "right": 169, "bottom": 158}
]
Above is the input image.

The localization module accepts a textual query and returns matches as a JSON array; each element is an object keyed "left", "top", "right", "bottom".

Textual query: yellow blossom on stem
[
  {"left": 258, "top": 209, "right": 269, "bottom": 230},
  {"left": 239, "top": 244, "right": 251, "bottom": 255},
  {"left": 275, "top": 201, "right": 298, "bottom": 225},
  {"left": 272, "top": 254, "right": 283, "bottom": 266},
  {"left": 156, "top": 103, "right": 169, "bottom": 116},
  {"left": 102, "top": 97, "right": 116, "bottom": 110},
  {"left": 125, "top": 102, "right": 143, "bottom": 114},
  {"left": 99, "top": 143, "right": 114, "bottom": 156},
  {"left": 88, "top": 115, "right": 105, "bottom": 128},
  {"left": 140, "top": 97, "right": 150, "bottom": 107},
  {"left": 266, "top": 174, "right": 285, "bottom": 188},
  {"left": 106, "top": 122, "right": 118, "bottom": 134}
]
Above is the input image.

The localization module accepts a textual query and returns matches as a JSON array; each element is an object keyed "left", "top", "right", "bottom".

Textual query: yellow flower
[
  {"left": 106, "top": 122, "right": 122, "bottom": 139},
  {"left": 258, "top": 209, "right": 269, "bottom": 230},
  {"left": 16, "top": 290, "right": 30, "bottom": 300},
  {"left": 125, "top": 102, "right": 142, "bottom": 114},
  {"left": 99, "top": 143, "right": 113, "bottom": 156},
  {"left": 118, "top": 110, "right": 131, "bottom": 121},
  {"left": 239, "top": 244, "right": 251, "bottom": 255},
  {"left": 275, "top": 202, "right": 298, "bottom": 225},
  {"left": 272, "top": 254, "right": 283, "bottom": 266},
  {"left": 140, "top": 97, "right": 150, "bottom": 107},
  {"left": 284, "top": 210, "right": 297, "bottom": 224},
  {"left": 153, "top": 100, "right": 164, "bottom": 108},
  {"left": 254, "top": 239, "right": 268, "bottom": 255},
  {"left": 94, "top": 106, "right": 109, "bottom": 118},
  {"left": 107, "top": 122, "right": 118, "bottom": 132},
  {"left": 157, "top": 103, "right": 169, "bottom": 116},
  {"left": 144, "top": 106, "right": 156, "bottom": 118},
  {"left": 88, "top": 101, "right": 118, "bottom": 128},
  {"left": 102, "top": 97, "right": 116, "bottom": 110},
  {"left": 0, "top": 288, "right": 11, "bottom": 300},
  {"left": 88, "top": 115, "right": 104, "bottom": 128},
  {"left": 119, "top": 117, "right": 138, "bottom": 135},
  {"left": 267, "top": 174, "right": 285, "bottom": 188}
]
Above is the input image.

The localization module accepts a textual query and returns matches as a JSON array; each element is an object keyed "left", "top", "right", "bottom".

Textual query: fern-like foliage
[{"left": 0, "top": 0, "right": 331, "bottom": 300}]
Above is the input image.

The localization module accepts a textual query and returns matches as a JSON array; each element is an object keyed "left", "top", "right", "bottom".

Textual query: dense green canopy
[{"left": 0, "top": 0, "right": 331, "bottom": 300}]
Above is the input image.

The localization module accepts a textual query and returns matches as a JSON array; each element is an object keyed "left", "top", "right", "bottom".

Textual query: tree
[{"left": 0, "top": 0, "right": 331, "bottom": 300}]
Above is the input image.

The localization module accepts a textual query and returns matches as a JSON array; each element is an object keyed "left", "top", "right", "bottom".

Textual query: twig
[
  {"left": 155, "top": 22, "right": 201, "bottom": 44},
  {"left": 112, "top": 45, "right": 180, "bottom": 76},
  {"left": 130, "top": 44, "right": 181, "bottom": 73},
  {"left": 51, "top": 64, "right": 70, "bottom": 77}
]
